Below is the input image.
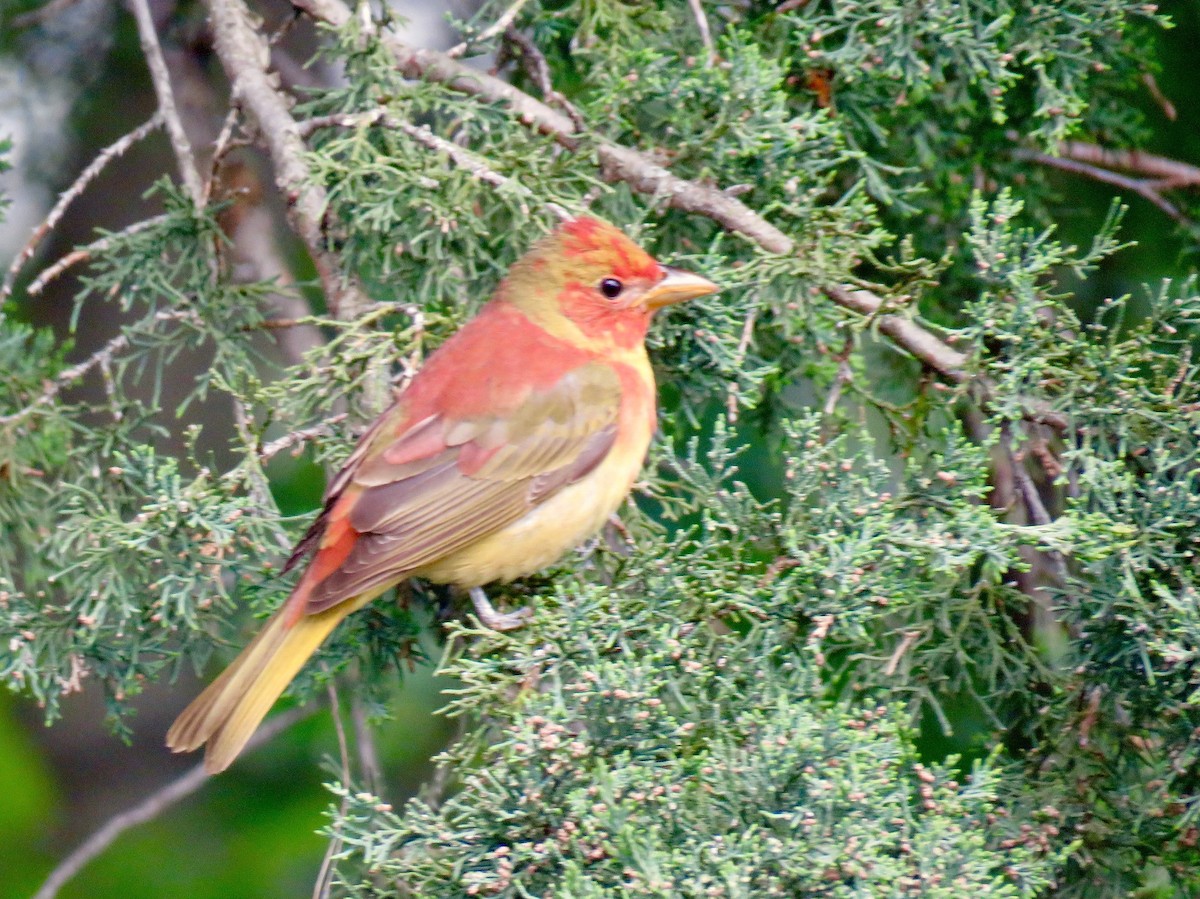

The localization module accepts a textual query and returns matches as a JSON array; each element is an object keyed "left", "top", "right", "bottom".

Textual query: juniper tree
[{"left": 2, "top": 1, "right": 1199, "bottom": 897}]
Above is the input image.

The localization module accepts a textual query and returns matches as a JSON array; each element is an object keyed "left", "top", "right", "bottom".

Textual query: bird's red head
[{"left": 504, "top": 216, "right": 718, "bottom": 349}]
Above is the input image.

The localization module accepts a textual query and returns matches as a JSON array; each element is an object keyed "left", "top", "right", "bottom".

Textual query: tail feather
[{"left": 167, "top": 602, "right": 355, "bottom": 773}]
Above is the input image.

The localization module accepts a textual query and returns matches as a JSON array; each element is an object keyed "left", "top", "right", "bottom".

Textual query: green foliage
[{"left": 3, "top": 0, "right": 1200, "bottom": 896}]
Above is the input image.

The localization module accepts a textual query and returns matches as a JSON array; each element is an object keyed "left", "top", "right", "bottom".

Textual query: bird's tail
[{"left": 166, "top": 601, "right": 353, "bottom": 773}]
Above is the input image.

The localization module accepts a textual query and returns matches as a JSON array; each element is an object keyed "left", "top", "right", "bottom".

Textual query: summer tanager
[{"left": 166, "top": 216, "right": 718, "bottom": 773}]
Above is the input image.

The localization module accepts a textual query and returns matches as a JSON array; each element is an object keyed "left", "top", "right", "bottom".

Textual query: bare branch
[
  {"left": 1017, "top": 148, "right": 1187, "bottom": 223},
  {"left": 446, "top": 0, "right": 532, "bottom": 58},
  {"left": 1058, "top": 140, "right": 1200, "bottom": 188},
  {"left": 32, "top": 704, "right": 316, "bottom": 899},
  {"left": 204, "top": 0, "right": 369, "bottom": 320},
  {"left": 128, "top": 0, "right": 204, "bottom": 205},
  {"left": 2, "top": 113, "right": 163, "bottom": 301}
]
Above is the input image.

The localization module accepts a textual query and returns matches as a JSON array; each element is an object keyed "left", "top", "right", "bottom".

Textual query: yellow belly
[{"left": 414, "top": 426, "right": 651, "bottom": 587}]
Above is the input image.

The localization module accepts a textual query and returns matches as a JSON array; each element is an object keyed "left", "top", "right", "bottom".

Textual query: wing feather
[{"left": 300, "top": 362, "right": 624, "bottom": 614}]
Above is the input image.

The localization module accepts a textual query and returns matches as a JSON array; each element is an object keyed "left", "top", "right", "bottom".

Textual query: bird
[{"left": 166, "top": 216, "right": 718, "bottom": 773}]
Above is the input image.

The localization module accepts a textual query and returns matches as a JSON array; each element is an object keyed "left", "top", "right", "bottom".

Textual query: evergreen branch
[
  {"left": 30, "top": 704, "right": 316, "bottom": 899},
  {"left": 1, "top": 113, "right": 164, "bottom": 301},
  {"left": 299, "top": 110, "right": 570, "bottom": 220},
  {"left": 23, "top": 215, "right": 168, "bottom": 298},
  {"left": 129, "top": 0, "right": 204, "bottom": 206},
  {"left": 203, "top": 0, "right": 369, "bottom": 320},
  {"left": 0, "top": 309, "right": 198, "bottom": 427}
]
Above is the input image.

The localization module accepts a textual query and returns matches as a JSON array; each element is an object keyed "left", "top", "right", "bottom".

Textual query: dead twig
[
  {"left": 2, "top": 113, "right": 163, "bottom": 301},
  {"left": 1017, "top": 148, "right": 1186, "bottom": 224}
]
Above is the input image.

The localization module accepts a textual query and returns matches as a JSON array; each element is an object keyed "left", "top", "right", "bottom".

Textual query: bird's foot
[{"left": 468, "top": 586, "right": 533, "bottom": 631}]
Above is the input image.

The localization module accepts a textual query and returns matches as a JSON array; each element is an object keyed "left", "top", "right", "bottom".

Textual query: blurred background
[{"left": 1, "top": 0, "right": 1198, "bottom": 897}]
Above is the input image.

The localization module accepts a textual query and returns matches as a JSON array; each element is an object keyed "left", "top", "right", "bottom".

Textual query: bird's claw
[{"left": 468, "top": 586, "right": 533, "bottom": 631}]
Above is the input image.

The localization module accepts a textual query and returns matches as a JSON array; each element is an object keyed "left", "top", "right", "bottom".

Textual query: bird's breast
[{"left": 415, "top": 358, "right": 655, "bottom": 587}]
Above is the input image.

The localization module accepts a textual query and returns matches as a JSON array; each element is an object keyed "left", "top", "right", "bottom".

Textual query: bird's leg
[{"left": 468, "top": 586, "right": 533, "bottom": 631}]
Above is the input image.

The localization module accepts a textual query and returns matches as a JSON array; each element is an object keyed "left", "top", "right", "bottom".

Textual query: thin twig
[
  {"left": 1000, "top": 422, "right": 1068, "bottom": 582},
  {"left": 32, "top": 704, "right": 316, "bottom": 899},
  {"left": 820, "top": 333, "right": 855, "bottom": 421},
  {"left": 129, "top": 0, "right": 204, "bottom": 206},
  {"left": 258, "top": 413, "right": 349, "bottom": 463},
  {"left": 725, "top": 307, "right": 757, "bottom": 424},
  {"left": 24, "top": 214, "right": 168, "bottom": 298},
  {"left": 883, "top": 629, "right": 921, "bottom": 677},
  {"left": 503, "top": 26, "right": 586, "bottom": 130},
  {"left": 204, "top": 107, "right": 243, "bottom": 204},
  {"left": 1058, "top": 141, "right": 1200, "bottom": 186},
  {"left": 1017, "top": 148, "right": 1186, "bottom": 223},
  {"left": 350, "top": 696, "right": 383, "bottom": 796},
  {"left": 686, "top": 0, "right": 716, "bottom": 65},
  {"left": 0, "top": 309, "right": 196, "bottom": 427},
  {"left": 313, "top": 679, "right": 351, "bottom": 899},
  {"left": 446, "top": 0, "right": 532, "bottom": 58},
  {"left": 2, "top": 113, "right": 163, "bottom": 301},
  {"left": 1140, "top": 72, "right": 1177, "bottom": 122}
]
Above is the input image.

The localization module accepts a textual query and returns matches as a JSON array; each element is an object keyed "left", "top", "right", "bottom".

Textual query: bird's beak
[{"left": 640, "top": 265, "right": 719, "bottom": 311}]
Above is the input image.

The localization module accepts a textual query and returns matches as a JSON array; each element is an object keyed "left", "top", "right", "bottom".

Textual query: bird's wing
[{"left": 294, "top": 361, "right": 624, "bottom": 613}]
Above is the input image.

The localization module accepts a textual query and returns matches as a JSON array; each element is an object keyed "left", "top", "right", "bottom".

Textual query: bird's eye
[{"left": 599, "top": 278, "right": 623, "bottom": 299}]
